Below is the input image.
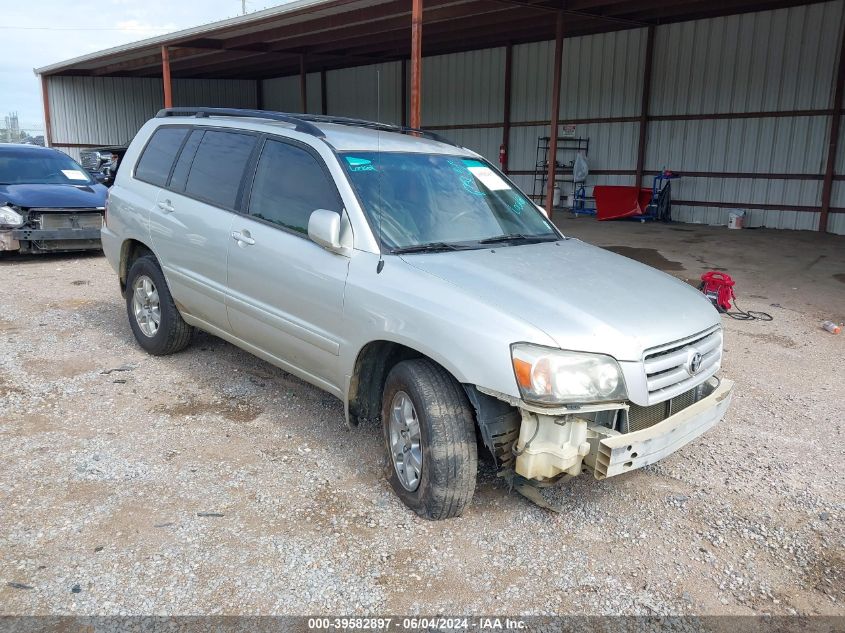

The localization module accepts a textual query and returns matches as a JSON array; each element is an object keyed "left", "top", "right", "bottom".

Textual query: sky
[{"left": 1, "top": 0, "right": 291, "bottom": 133}]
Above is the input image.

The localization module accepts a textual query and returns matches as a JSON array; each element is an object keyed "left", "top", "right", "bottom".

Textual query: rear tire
[
  {"left": 125, "top": 255, "right": 192, "bottom": 355},
  {"left": 382, "top": 359, "right": 478, "bottom": 520}
]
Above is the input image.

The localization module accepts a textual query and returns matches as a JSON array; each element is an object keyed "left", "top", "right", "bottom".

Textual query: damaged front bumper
[
  {"left": 1, "top": 209, "right": 104, "bottom": 253},
  {"left": 507, "top": 377, "right": 733, "bottom": 482},
  {"left": 589, "top": 377, "right": 732, "bottom": 478}
]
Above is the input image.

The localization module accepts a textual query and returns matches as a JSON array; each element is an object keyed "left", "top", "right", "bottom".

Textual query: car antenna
[{"left": 376, "top": 69, "right": 385, "bottom": 274}]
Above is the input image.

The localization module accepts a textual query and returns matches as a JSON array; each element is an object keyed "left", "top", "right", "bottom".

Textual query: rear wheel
[
  {"left": 382, "top": 359, "right": 477, "bottom": 520},
  {"left": 125, "top": 255, "right": 192, "bottom": 355}
]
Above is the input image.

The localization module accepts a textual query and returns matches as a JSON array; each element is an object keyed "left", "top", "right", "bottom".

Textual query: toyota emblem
[{"left": 687, "top": 351, "right": 703, "bottom": 375}]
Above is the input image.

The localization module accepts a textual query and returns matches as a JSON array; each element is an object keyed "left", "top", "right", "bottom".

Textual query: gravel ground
[{"left": 1, "top": 236, "right": 843, "bottom": 616}]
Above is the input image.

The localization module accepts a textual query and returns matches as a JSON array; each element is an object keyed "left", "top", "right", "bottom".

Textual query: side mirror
[{"left": 308, "top": 209, "right": 343, "bottom": 252}]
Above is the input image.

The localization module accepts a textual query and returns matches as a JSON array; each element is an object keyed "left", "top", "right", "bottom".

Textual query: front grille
[
  {"left": 642, "top": 326, "right": 722, "bottom": 404},
  {"left": 626, "top": 387, "right": 699, "bottom": 432},
  {"left": 80, "top": 152, "right": 98, "bottom": 171},
  {"left": 37, "top": 212, "right": 103, "bottom": 230},
  {"left": 32, "top": 239, "right": 100, "bottom": 251},
  {"left": 33, "top": 209, "right": 104, "bottom": 227}
]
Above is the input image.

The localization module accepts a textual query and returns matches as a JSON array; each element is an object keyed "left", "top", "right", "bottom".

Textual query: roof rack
[
  {"left": 294, "top": 114, "right": 457, "bottom": 147},
  {"left": 155, "top": 107, "right": 324, "bottom": 137},
  {"left": 155, "top": 107, "right": 457, "bottom": 147}
]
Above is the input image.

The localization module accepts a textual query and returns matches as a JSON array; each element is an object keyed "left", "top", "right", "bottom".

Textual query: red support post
[
  {"left": 635, "top": 25, "right": 655, "bottom": 189},
  {"left": 321, "top": 68, "right": 328, "bottom": 115},
  {"left": 300, "top": 54, "right": 308, "bottom": 113},
  {"left": 545, "top": 11, "right": 564, "bottom": 216},
  {"left": 820, "top": 21, "right": 845, "bottom": 233},
  {"left": 401, "top": 58, "right": 408, "bottom": 127},
  {"left": 410, "top": 0, "right": 423, "bottom": 129},
  {"left": 502, "top": 43, "right": 513, "bottom": 173},
  {"left": 40, "top": 76, "right": 53, "bottom": 147},
  {"left": 161, "top": 46, "right": 173, "bottom": 108}
]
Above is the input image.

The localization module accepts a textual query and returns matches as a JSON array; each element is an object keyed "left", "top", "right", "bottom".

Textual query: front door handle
[
  {"left": 157, "top": 199, "right": 175, "bottom": 213},
  {"left": 231, "top": 230, "right": 255, "bottom": 246}
]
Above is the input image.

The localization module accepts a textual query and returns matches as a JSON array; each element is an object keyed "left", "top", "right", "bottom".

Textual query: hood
[
  {"left": 401, "top": 239, "right": 719, "bottom": 361},
  {"left": 1, "top": 183, "right": 107, "bottom": 209}
]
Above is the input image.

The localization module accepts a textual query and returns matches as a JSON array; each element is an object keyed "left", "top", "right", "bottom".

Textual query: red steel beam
[
  {"left": 286, "top": 0, "right": 516, "bottom": 55},
  {"left": 161, "top": 46, "right": 173, "bottom": 108},
  {"left": 327, "top": 10, "right": 556, "bottom": 58},
  {"left": 820, "top": 18, "right": 845, "bottom": 233},
  {"left": 40, "top": 76, "right": 53, "bottom": 147},
  {"left": 300, "top": 54, "right": 308, "bottom": 113},
  {"left": 223, "top": 0, "right": 466, "bottom": 50},
  {"left": 545, "top": 11, "right": 565, "bottom": 216},
  {"left": 488, "top": 0, "right": 648, "bottom": 27},
  {"left": 401, "top": 59, "right": 408, "bottom": 126},
  {"left": 502, "top": 43, "right": 513, "bottom": 173},
  {"left": 321, "top": 69, "right": 328, "bottom": 115},
  {"left": 635, "top": 24, "right": 655, "bottom": 188},
  {"left": 410, "top": 0, "right": 423, "bottom": 129}
]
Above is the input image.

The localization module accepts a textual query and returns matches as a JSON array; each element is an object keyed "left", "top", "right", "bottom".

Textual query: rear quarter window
[{"left": 134, "top": 127, "right": 188, "bottom": 187}]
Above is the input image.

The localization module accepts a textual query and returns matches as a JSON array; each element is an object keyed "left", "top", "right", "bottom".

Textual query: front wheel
[{"left": 382, "top": 359, "right": 478, "bottom": 520}]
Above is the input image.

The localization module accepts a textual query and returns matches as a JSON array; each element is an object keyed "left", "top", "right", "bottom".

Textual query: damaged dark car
[
  {"left": 80, "top": 145, "right": 127, "bottom": 187},
  {"left": 0, "top": 144, "right": 107, "bottom": 254}
]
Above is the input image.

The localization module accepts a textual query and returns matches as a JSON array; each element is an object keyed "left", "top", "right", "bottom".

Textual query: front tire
[
  {"left": 382, "top": 359, "right": 478, "bottom": 520},
  {"left": 125, "top": 255, "right": 192, "bottom": 355}
]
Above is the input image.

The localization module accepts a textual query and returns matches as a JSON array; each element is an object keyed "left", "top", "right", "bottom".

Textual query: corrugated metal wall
[
  {"left": 649, "top": 1, "right": 844, "bottom": 231},
  {"left": 44, "top": 1, "right": 844, "bottom": 233},
  {"left": 262, "top": 73, "right": 322, "bottom": 114},
  {"left": 46, "top": 75, "right": 258, "bottom": 161},
  {"left": 326, "top": 62, "right": 403, "bottom": 124}
]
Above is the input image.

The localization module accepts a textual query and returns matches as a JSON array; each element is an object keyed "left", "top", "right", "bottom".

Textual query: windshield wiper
[
  {"left": 478, "top": 233, "right": 558, "bottom": 245},
  {"left": 391, "top": 242, "right": 464, "bottom": 254}
]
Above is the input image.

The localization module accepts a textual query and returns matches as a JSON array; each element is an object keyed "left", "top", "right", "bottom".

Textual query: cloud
[
  {"left": 113, "top": 19, "right": 179, "bottom": 37},
  {"left": 1, "top": 1, "right": 290, "bottom": 132}
]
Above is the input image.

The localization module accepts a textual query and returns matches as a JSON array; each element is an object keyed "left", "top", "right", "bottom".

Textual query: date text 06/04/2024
[{"left": 306, "top": 617, "right": 528, "bottom": 630}]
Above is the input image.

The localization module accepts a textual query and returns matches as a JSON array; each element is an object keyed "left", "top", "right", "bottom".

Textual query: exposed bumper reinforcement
[
  {"left": 11, "top": 228, "right": 103, "bottom": 241},
  {"left": 594, "top": 377, "right": 733, "bottom": 479}
]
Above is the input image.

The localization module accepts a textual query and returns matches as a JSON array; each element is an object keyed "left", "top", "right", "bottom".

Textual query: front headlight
[
  {"left": 511, "top": 343, "right": 627, "bottom": 405},
  {"left": 0, "top": 205, "right": 24, "bottom": 228}
]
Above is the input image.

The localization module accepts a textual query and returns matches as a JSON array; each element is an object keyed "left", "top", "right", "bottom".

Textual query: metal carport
[{"left": 34, "top": 0, "right": 845, "bottom": 233}]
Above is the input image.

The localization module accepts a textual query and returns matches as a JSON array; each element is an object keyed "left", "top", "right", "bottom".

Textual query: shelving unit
[{"left": 531, "top": 136, "right": 591, "bottom": 213}]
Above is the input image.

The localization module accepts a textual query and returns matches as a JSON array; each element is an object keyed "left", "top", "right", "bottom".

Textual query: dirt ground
[{"left": 1, "top": 220, "right": 843, "bottom": 616}]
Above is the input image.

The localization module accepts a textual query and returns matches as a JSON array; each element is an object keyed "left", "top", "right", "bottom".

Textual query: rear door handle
[
  {"left": 231, "top": 230, "right": 255, "bottom": 246},
  {"left": 157, "top": 199, "right": 174, "bottom": 213}
]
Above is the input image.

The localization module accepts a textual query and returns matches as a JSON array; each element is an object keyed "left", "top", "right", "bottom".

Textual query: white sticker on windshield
[
  {"left": 466, "top": 165, "right": 509, "bottom": 191},
  {"left": 61, "top": 169, "right": 88, "bottom": 181}
]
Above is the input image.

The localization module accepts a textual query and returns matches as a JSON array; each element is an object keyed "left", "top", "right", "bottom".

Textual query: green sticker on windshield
[
  {"left": 345, "top": 156, "right": 376, "bottom": 172},
  {"left": 460, "top": 159, "right": 485, "bottom": 168}
]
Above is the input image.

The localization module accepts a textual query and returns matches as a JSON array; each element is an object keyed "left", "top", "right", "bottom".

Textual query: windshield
[
  {"left": 340, "top": 152, "right": 559, "bottom": 251},
  {"left": 0, "top": 149, "right": 94, "bottom": 186}
]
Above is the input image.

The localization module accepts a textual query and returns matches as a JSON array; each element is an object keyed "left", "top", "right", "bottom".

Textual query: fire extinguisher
[{"left": 499, "top": 144, "right": 507, "bottom": 170}]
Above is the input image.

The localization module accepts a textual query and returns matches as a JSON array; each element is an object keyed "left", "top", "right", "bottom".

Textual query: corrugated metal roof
[
  {"left": 34, "top": 0, "right": 367, "bottom": 75},
  {"left": 33, "top": 0, "right": 830, "bottom": 81}
]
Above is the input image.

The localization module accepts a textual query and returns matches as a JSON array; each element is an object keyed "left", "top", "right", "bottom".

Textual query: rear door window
[
  {"left": 135, "top": 127, "right": 188, "bottom": 187},
  {"left": 247, "top": 139, "right": 341, "bottom": 235},
  {"left": 169, "top": 130, "right": 204, "bottom": 192},
  {"left": 184, "top": 130, "right": 256, "bottom": 210}
]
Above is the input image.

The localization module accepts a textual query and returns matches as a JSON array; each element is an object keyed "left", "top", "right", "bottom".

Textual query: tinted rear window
[
  {"left": 168, "top": 130, "right": 204, "bottom": 192},
  {"left": 184, "top": 130, "right": 255, "bottom": 209},
  {"left": 135, "top": 127, "right": 188, "bottom": 186}
]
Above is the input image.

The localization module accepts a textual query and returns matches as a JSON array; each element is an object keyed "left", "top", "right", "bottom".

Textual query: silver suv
[{"left": 102, "top": 108, "right": 733, "bottom": 520}]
